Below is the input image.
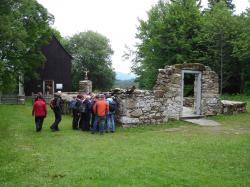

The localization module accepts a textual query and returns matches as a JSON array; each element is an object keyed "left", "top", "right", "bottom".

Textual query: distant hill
[
  {"left": 113, "top": 79, "right": 138, "bottom": 89},
  {"left": 116, "top": 72, "right": 136, "bottom": 80}
]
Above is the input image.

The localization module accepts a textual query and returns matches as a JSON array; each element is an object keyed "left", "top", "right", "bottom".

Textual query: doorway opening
[
  {"left": 181, "top": 70, "right": 202, "bottom": 117},
  {"left": 43, "top": 80, "right": 54, "bottom": 96}
]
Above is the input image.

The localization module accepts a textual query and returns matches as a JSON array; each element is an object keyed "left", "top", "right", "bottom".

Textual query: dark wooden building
[{"left": 24, "top": 36, "right": 72, "bottom": 96}]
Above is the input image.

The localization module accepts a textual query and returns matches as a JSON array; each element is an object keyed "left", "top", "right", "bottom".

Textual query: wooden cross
[{"left": 84, "top": 69, "right": 89, "bottom": 80}]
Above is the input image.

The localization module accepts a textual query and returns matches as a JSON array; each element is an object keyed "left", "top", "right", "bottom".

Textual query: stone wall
[
  {"left": 115, "top": 63, "right": 222, "bottom": 125},
  {"left": 200, "top": 66, "right": 221, "bottom": 115},
  {"left": 59, "top": 62, "right": 246, "bottom": 126},
  {"left": 221, "top": 100, "right": 247, "bottom": 115},
  {"left": 116, "top": 90, "right": 168, "bottom": 126}
]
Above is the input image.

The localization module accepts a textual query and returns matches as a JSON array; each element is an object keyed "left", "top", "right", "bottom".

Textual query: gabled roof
[{"left": 51, "top": 35, "right": 73, "bottom": 60}]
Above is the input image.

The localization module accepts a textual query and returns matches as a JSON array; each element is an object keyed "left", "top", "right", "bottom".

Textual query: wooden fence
[
  {"left": 0, "top": 95, "right": 25, "bottom": 104},
  {"left": 0, "top": 94, "right": 71, "bottom": 115},
  {"left": 31, "top": 94, "right": 53, "bottom": 104}
]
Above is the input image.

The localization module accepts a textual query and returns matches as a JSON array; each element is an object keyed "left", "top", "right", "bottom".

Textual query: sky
[{"left": 37, "top": 0, "right": 249, "bottom": 73}]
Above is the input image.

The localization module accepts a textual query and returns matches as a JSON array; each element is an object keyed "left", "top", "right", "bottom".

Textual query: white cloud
[{"left": 37, "top": 0, "right": 249, "bottom": 73}]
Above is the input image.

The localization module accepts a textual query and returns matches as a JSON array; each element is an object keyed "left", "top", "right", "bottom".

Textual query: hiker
[
  {"left": 69, "top": 96, "right": 77, "bottom": 114},
  {"left": 106, "top": 97, "right": 117, "bottom": 133},
  {"left": 92, "top": 94, "right": 109, "bottom": 135},
  {"left": 32, "top": 93, "right": 47, "bottom": 132},
  {"left": 85, "top": 95, "right": 92, "bottom": 131},
  {"left": 90, "top": 94, "right": 97, "bottom": 130},
  {"left": 34, "top": 92, "right": 46, "bottom": 103},
  {"left": 78, "top": 94, "right": 90, "bottom": 131},
  {"left": 70, "top": 95, "right": 81, "bottom": 130},
  {"left": 50, "top": 91, "right": 63, "bottom": 131}
]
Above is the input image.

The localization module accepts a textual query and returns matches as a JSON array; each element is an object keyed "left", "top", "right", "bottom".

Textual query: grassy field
[{"left": 0, "top": 96, "right": 250, "bottom": 187}]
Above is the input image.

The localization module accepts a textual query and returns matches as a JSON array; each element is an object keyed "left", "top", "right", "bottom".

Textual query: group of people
[
  {"left": 32, "top": 92, "right": 117, "bottom": 135},
  {"left": 69, "top": 93, "right": 117, "bottom": 134}
]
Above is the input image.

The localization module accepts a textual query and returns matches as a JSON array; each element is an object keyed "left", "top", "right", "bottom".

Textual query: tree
[
  {"left": 233, "top": 9, "right": 250, "bottom": 94},
  {"left": 65, "top": 31, "right": 115, "bottom": 91},
  {"left": 208, "top": 0, "right": 235, "bottom": 11},
  {"left": 133, "top": 0, "right": 203, "bottom": 89},
  {"left": 200, "top": 2, "right": 242, "bottom": 94},
  {"left": 0, "top": 0, "right": 54, "bottom": 93}
]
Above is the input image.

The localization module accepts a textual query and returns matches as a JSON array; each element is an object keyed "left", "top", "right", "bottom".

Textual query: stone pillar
[
  {"left": 18, "top": 74, "right": 25, "bottom": 104},
  {"left": 79, "top": 80, "right": 92, "bottom": 93}
]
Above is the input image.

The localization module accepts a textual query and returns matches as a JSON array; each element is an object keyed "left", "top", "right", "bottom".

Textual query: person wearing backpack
[
  {"left": 50, "top": 92, "right": 63, "bottom": 131},
  {"left": 106, "top": 97, "right": 117, "bottom": 133},
  {"left": 70, "top": 95, "right": 81, "bottom": 130},
  {"left": 32, "top": 94, "right": 47, "bottom": 132}
]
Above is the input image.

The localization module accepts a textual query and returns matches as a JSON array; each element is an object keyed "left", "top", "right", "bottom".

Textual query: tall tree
[
  {"left": 232, "top": 9, "right": 250, "bottom": 94},
  {"left": 0, "top": 0, "right": 54, "bottom": 93},
  {"left": 200, "top": 2, "right": 241, "bottom": 93},
  {"left": 65, "top": 31, "right": 115, "bottom": 91},
  {"left": 208, "top": 0, "right": 235, "bottom": 11},
  {"left": 133, "top": 0, "right": 203, "bottom": 89}
]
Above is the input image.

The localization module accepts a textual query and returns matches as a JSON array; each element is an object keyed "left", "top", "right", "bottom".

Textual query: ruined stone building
[{"left": 115, "top": 63, "right": 222, "bottom": 125}]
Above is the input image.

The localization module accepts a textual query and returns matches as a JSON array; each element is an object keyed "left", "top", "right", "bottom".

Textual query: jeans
[
  {"left": 35, "top": 117, "right": 45, "bottom": 132},
  {"left": 107, "top": 113, "right": 115, "bottom": 132},
  {"left": 92, "top": 116, "right": 106, "bottom": 133}
]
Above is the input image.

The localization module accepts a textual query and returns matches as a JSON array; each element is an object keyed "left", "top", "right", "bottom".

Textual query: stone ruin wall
[
  {"left": 200, "top": 66, "right": 221, "bottom": 115},
  {"left": 58, "top": 63, "right": 245, "bottom": 124},
  {"left": 116, "top": 90, "right": 168, "bottom": 126},
  {"left": 115, "top": 63, "right": 222, "bottom": 125}
]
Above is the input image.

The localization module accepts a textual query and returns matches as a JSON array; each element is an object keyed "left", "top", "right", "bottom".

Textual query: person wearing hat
[{"left": 50, "top": 92, "right": 63, "bottom": 131}]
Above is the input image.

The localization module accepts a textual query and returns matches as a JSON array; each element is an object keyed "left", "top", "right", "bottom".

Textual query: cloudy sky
[{"left": 37, "top": 0, "right": 249, "bottom": 73}]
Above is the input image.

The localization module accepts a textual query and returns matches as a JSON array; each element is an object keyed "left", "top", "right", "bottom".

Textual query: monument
[
  {"left": 18, "top": 74, "right": 25, "bottom": 104},
  {"left": 79, "top": 69, "right": 92, "bottom": 93}
]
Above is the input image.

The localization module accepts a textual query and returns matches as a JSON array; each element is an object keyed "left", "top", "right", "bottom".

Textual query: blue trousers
[
  {"left": 92, "top": 116, "right": 106, "bottom": 133},
  {"left": 107, "top": 113, "right": 115, "bottom": 132}
]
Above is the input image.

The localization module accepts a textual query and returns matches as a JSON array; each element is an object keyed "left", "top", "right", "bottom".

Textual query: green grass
[{"left": 0, "top": 96, "right": 250, "bottom": 187}]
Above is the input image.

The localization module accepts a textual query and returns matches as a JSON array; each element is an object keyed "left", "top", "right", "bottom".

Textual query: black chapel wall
[{"left": 24, "top": 36, "right": 72, "bottom": 95}]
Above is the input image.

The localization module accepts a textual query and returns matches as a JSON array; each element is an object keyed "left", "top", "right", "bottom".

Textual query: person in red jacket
[{"left": 32, "top": 94, "right": 47, "bottom": 132}]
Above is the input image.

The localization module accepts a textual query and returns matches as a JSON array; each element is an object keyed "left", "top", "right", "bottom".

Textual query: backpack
[
  {"left": 49, "top": 98, "right": 56, "bottom": 109},
  {"left": 69, "top": 100, "right": 77, "bottom": 110},
  {"left": 90, "top": 99, "right": 97, "bottom": 113},
  {"left": 109, "top": 101, "right": 117, "bottom": 112},
  {"left": 79, "top": 101, "right": 87, "bottom": 113}
]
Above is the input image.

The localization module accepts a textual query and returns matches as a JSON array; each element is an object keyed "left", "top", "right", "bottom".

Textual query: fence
[
  {"left": 0, "top": 95, "right": 25, "bottom": 104},
  {"left": 31, "top": 94, "right": 53, "bottom": 104}
]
